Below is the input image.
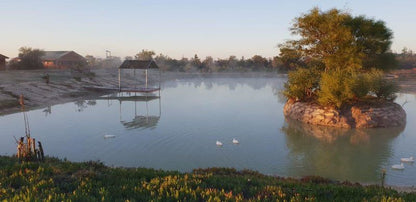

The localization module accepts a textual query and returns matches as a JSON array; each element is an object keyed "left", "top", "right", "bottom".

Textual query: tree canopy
[
  {"left": 280, "top": 7, "right": 396, "bottom": 72},
  {"left": 135, "top": 49, "right": 156, "bottom": 60},
  {"left": 10, "top": 47, "right": 45, "bottom": 69}
]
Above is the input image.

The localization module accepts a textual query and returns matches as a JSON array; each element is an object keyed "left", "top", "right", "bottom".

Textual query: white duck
[
  {"left": 232, "top": 138, "right": 239, "bottom": 144},
  {"left": 392, "top": 163, "right": 405, "bottom": 170},
  {"left": 104, "top": 134, "right": 116, "bottom": 139},
  {"left": 216, "top": 141, "right": 223, "bottom": 146},
  {"left": 401, "top": 156, "right": 414, "bottom": 163}
]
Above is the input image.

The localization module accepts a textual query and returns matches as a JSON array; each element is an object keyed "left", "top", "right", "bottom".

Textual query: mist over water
[{"left": 0, "top": 76, "right": 415, "bottom": 186}]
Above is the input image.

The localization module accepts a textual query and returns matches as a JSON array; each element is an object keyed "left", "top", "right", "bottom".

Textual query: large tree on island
[
  {"left": 282, "top": 8, "right": 398, "bottom": 108},
  {"left": 281, "top": 8, "right": 395, "bottom": 72}
]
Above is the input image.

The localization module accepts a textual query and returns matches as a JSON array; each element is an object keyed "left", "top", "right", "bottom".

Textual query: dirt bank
[{"left": 0, "top": 68, "right": 142, "bottom": 116}]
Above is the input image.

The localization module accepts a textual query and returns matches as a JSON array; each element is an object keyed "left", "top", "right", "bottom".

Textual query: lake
[{"left": 1, "top": 75, "right": 415, "bottom": 186}]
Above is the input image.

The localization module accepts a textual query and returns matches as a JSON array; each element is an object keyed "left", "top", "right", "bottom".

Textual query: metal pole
[
  {"left": 146, "top": 101, "right": 149, "bottom": 123},
  {"left": 159, "top": 93, "right": 161, "bottom": 117},
  {"left": 159, "top": 68, "right": 161, "bottom": 89},
  {"left": 145, "top": 69, "right": 148, "bottom": 89},
  {"left": 119, "top": 100, "right": 122, "bottom": 121},
  {"left": 118, "top": 68, "right": 121, "bottom": 91}
]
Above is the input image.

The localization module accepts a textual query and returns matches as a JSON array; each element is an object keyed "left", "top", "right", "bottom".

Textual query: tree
[
  {"left": 135, "top": 49, "right": 155, "bottom": 60},
  {"left": 282, "top": 8, "right": 398, "bottom": 107},
  {"left": 191, "top": 54, "right": 202, "bottom": 69},
  {"left": 10, "top": 47, "right": 45, "bottom": 69},
  {"left": 346, "top": 16, "right": 396, "bottom": 71},
  {"left": 280, "top": 7, "right": 396, "bottom": 72},
  {"left": 202, "top": 56, "right": 216, "bottom": 72},
  {"left": 85, "top": 55, "right": 96, "bottom": 67},
  {"left": 251, "top": 55, "right": 268, "bottom": 69}
]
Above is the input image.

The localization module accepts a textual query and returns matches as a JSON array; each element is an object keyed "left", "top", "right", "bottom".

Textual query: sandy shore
[{"left": 0, "top": 68, "right": 118, "bottom": 116}]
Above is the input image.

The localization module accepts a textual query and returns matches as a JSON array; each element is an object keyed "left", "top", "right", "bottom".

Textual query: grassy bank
[{"left": 1, "top": 156, "right": 415, "bottom": 201}]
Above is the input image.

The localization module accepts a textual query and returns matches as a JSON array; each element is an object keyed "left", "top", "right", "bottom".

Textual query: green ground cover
[{"left": 1, "top": 156, "right": 415, "bottom": 201}]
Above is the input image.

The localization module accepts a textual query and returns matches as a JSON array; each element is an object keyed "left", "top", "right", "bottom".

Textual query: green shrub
[
  {"left": 367, "top": 69, "right": 399, "bottom": 101},
  {"left": 317, "top": 70, "right": 354, "bottom": 108},
  {"left": 345, "top": 73, "right": 371, "bottom": 99},
  {"left": 313, "top": 69, "right": 399, "bottom": 108},
  {"left": 283, "top": 67, "right": 321, "bottom": 101}
]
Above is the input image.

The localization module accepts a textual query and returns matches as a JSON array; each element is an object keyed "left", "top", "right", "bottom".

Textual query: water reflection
[
  {"left": 163, "top": 76, "right": 285, "bottom": 92},
  {"left": 74, "top": 100, "right": 97, "bottom": 112},
  {"left": 108, "top": 93, "right": 161, "bottom": 130},
  {"left": 282, "top": 118, "right": 405, "bottom": 183},
  {"left": 42, "top": 106, "right": 51, "bottom": 117}
]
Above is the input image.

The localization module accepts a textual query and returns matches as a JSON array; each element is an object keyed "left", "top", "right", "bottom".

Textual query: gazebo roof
[{"left": 119, "top": 60, "right": 159, "bottom": 69}]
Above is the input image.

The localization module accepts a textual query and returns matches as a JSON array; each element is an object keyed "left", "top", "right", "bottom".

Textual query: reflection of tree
[
  {"left": 74, "top": 100, "right": 87, "bottom": 112},
  {"left": 282, "top": 118, "right": 404, "bottom": 183},
  {"left": 74, "top": 100, "right": 98, "bottom": 112},
  {"left": 42, "top": 106, "right": 51, "bottom": 117},
  {"left": 163, "top": 76, "right": 284, "bottom": 92}
]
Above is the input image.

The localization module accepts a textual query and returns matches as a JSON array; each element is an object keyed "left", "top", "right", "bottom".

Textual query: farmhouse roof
[
  {"left": 42, "top": 51, "right": 72, "bottom": 60},
  {"left": 119, "top": 60, "right": 159, "bottom": 69},
  {"left": 0, "top": 54, "right": 9, "bottom": 59}
]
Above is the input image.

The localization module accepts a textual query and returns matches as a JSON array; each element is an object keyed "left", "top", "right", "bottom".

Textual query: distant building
[
  {"left": 0, "top": 54, "right": 9, "bottom": 70},
  {"left": 42, "top": 51, "right": 86, "bottom": 68}
]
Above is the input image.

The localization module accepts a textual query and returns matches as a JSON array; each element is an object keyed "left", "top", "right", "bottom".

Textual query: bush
[
  {"left": 309, "top": 68, "right": 398, "bottom": 108},
  {"left": 318, "top": 70, "right": 354, "bottom": 108},
  {"left": 283, "top": 67, "right": 321, "bottom": 101},
  {"left": 367, "top": 69, "right": 399, "bottom": 100},
  {"left": 345, "top": 73, "right": 371, "bottom": 99}
]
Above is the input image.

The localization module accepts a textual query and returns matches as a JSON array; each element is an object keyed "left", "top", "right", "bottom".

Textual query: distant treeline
[
  {"left": 6, "top": 47, "right": 416, "bottom": 71},
  {"left": 86, "top": 49, "right": 286, "bottom": 72},
  {"left": 397, "top": 47, "right": 416, "bottom": 70},
  {"left": 92, "top": 49, "right": 416, "bottom": 72}
]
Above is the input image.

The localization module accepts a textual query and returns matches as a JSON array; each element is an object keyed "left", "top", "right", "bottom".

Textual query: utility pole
[{"left": 105, "top": 50, "right": 112, "bottom": 59}]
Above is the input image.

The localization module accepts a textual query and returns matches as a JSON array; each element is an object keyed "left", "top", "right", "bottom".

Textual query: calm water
[{"left": 1, "top": 76, "right": 415, "bottom": 186}]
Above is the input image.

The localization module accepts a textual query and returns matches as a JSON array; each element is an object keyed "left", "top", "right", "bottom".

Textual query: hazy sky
[{"left": 1, "top": 0, "right": 415, "bottom": 59}]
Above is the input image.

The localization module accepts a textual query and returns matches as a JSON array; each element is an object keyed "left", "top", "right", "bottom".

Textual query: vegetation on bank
[
  {"left": 0, "top": 156, "right": 415, "bottom": 201},
  {"left": 281, "top": 8, "right": 400, "bottom": 108}
]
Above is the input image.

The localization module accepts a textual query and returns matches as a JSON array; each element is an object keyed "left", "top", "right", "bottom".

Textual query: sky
[{"left": 1, "top": 0, "right": 415, "bottom": 59}]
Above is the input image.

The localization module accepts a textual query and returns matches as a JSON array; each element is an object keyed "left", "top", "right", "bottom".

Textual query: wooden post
[
  {"left": 38, "top": 141, "right": 44, "bottom": 161},
  {"left": 19, "top": 95, "right": 25, "bottom": 109},
  {"left": 27, "top": 137, "right": 31, "bottom": 158},
  {"left": 32, "top": 138, "right": 36, "bottom": 154},
  {"left": 17, "top": 137, "right": 24, "bottom": 159}
]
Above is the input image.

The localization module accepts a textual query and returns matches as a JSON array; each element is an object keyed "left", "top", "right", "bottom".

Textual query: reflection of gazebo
[
  {"left": 104, "top": 93, "right": 162, "bottom": 130},
  {"left": 121, "top": 116, "right": 160, "bottom": 130}
]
